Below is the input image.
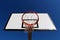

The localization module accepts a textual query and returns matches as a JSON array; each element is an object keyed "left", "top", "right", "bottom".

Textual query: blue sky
[{"left": 0, "top": 0, "right": 60, "bottom": 40}]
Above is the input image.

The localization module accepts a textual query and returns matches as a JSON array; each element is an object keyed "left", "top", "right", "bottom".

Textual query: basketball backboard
[{"left": 4, "top": 13, "right": 56, "bottom": 31}]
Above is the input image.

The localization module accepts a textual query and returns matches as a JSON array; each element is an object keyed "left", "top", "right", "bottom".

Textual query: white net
[{"left": 23, "top": 13, "right": 38, "bottom": 24}]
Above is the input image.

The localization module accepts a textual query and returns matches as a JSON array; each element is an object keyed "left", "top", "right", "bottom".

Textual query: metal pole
[{"left": 28, "top": 27, "right": 32, "bottom": 40}]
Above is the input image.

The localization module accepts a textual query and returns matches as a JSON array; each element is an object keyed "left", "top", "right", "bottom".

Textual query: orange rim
[{"left": 22, "top": 11, "right": 39, "bottom": 26}]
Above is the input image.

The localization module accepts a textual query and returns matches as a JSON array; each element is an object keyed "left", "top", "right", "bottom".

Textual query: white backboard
[{"left": 5, "top": 13, "right": 56, "bottom": 31}]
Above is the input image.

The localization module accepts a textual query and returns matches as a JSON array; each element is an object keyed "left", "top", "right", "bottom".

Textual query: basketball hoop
[{"left": 22, "top": 11, "right": 39, "bottom": 31}]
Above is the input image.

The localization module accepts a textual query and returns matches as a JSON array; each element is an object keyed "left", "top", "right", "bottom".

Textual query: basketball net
[{"left": 22, "top": 11, "right": 39, "bottom": 32}]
